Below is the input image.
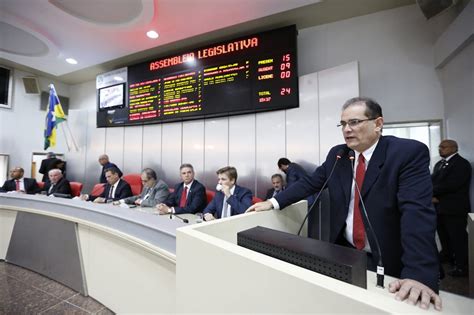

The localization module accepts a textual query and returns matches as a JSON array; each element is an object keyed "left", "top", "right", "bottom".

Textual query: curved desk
[{"left": 0, "top": 193, "right": 189, "bottom": 313}]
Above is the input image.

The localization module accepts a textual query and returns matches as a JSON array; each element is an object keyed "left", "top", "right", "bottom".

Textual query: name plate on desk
[{"left": 237, "top": 226, "right": 367, "bottom": 289}]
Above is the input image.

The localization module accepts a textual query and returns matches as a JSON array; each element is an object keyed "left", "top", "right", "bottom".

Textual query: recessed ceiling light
[
  {"left": 66, "top": 58, "right": 78, "bottom": 64},
  {"left": 146, "top": 30, "right": 159, "bottom": 39}
]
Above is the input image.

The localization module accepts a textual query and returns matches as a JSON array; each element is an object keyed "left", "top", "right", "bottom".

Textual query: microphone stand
[{"left": 349, "top": 151, "right": 384, "bottom": 288}]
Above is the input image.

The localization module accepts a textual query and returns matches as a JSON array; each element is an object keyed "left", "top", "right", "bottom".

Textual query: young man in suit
[
  {"left": 81, "top": 167, "right": 132, "bottom": 203},
  {"left": 0, "top": 167, "right": 39, "bottom": 194},
  {"left": 264, "top": 174, "right": 285, "bottom": 200},
  {"left": 118, "top": 168, "right": 169, "bottom": 207},
  {"left": 43, "top": 169, "right": 71, "bottom": 196},
  {"left": 203, "top": 166, "right": 252, "bottom": 220},
  {"left": 157, "top": 163, "right": 207, "bottom": 215},
  {"left": 248, "top": 97, "right": 441, "bottom": 310},
  {"left": 432, "top": 139, "right": 471, "bottom": 277}
]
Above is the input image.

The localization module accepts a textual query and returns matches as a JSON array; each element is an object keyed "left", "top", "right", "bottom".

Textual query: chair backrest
[
  {"left": 69, "top": 181, "right": 83, "bottom": 197},
  {"left": 37, "top": 181, "right": 45, "bottom": 190},
  {"left": 206, "top": 190, "right": 215, "bottom": 204},
  {"left": 122, "top": 173, "right": 143, "bottom": 196},
  {"left": 91, "top": 183, "right": 105, "bottom": 197},
  {"left": 252, "top": 196, "right": 263, "bottom": 204}
]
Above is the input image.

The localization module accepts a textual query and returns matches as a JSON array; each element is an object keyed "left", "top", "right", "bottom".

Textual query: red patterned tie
[
  {"left": 353, "top": 154, "right": 366, "bottom": 250},
  {"left": 179, "top": 186, "right": 188, "bottom": 208},
  {"left": 15, "top": 180, "right": 20, "bottom": 191}
]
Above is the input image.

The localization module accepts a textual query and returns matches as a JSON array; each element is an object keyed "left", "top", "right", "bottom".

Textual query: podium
[{"left": 176, "top": 201, "right": 473, "bottom": 313}]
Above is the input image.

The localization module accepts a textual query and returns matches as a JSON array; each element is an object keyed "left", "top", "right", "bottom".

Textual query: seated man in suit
[
  {"left": 157, "top": 163, "right": 207, "bottom": 215},
  {"left": 203, "top": 166, "right": 252, "bottom": 221},
  {"left": 43, "top": 169, "right": 71, "bottom": 197},
  {"left": 0, "top": 167, "right": 39, "bottom": 194},
  {"left": 264, "top": 174, "right": 285, "bottom": 200},
  {"left": 81, "top": 167, "right": 132, "bottom": 203},
  {"left": 117, "top": 168, "right": 169, "bottom": 207}
]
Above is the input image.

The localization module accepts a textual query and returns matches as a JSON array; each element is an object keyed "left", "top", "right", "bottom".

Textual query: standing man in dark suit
[
  {"left": 265, "top": 174, "right": 285, "bottom": 200},
  {"left": 248, "top": 97, "right": 441, "bottom": 310},
  {"left": 38, "top": 152, "right": 59, "bottom": 182},
  {"left": 0, "top": 167, "right": 39, "bottom": 194},
  {"left": 43, "top": 169, "right": 71, "bottom": 197},
  {"left": 81, "top": 167, "right": 132, "bottom": 203},
  {"left": 98, "top": 154, "right": 122, "bottom": 184},
  {"left": 432, "top": 139, "right": 471, "bottom": 277},
  {"left": 277, "top": 158, "right": 307, "bottom": 187},
  {"left": 203, "top": 166, "right": 252, "bottom": 220},
  {"left": 157, "top": 163, "right": 207, "bottom": 215}
]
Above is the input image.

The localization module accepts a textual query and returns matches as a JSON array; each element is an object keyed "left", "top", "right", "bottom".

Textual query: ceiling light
[
  {"left": 146, "top": 30, "right": 159, "bottom": 39},
  {"left": 66, "top": 58, "right": 78, "bottom": 64}
]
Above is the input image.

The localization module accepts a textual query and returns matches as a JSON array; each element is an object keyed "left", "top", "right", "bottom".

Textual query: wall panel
[
  {"left": 65, "top": 109, "right": 88, "bottom": 185},
  {"left": 203, "top": 117, "right": 229, "bottom": 189},
  {"left": 142, "top": 124, "right": 162, "bottom": 176},
  {"left": 123, "top": 125, "right": 143, "bottom": 174},
  {"left": 161, "top": 122, "right": 182, "bottom": 185},
  {"left": 182, "top": 120, "right": 205, "bottom": 182},
  {"left": 84, "top": 110, "right": 106, "bottom": 192},
  {"left": 286, "top": 73, "right": 320, "bottom": 173},
  {"left": 229, "top": 115, "right": 256, "bottom": 195},
  {"left": 255, "top": 111, "right": 286, "bottom": 198},
  {"left": 104, "top": 127, "right": 125, "bottom": 173}
]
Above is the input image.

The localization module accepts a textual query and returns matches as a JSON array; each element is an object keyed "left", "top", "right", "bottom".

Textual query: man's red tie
[
  {"left": 15, "top": 180, "right": 20, "bottom": 191},
  {"left": 179, "top": 186, "right": 188, "bottom": 208},
  {"left": 353, "top": 154, "right": 366, "bottom": 250}
]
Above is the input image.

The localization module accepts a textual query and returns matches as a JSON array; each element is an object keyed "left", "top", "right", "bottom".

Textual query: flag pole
[{"left": 64, "top": 121, "right": 79, "bottom": 151}]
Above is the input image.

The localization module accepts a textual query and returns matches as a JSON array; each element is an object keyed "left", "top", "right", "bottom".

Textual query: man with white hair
[{"left": 43, "top": 169, "right": 71, "bottom": 196}]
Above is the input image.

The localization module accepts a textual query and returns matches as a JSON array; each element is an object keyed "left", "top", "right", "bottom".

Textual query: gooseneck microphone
[
  {"left": 169, "top": 212, "right": 189, "bottom": 223},
  {"left": 297, "top": 148, "right": 346, "bottom": 236},
  {"left": 348, "top": 150, "right": 384, "bottom": 288}
]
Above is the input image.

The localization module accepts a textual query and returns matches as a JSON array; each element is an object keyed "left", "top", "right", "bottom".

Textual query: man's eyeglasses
[{"left": 337, "top": 118, "right": 376, "bottom": 128}]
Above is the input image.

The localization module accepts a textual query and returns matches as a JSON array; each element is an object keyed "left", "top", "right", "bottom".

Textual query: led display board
[{"left": 97, "top": 25, "right": 298, "bottom": 127}]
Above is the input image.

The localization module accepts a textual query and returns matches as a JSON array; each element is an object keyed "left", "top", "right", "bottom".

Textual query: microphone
[
  {"left": 169, "top": 212, "right": 189, "bottom": 224},
  {"left": 348, "top": 150, "right": 384, "bottom": 288},
  {"left": 297, "top": 148, "right": 346, "bottom": 236}
]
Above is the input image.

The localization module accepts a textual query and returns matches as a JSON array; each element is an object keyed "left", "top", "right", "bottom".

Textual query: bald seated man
[
  {"left": 98, "top": 154, "right": 122, "bottom": 183},
  {"left": 43, "top": 169, "right": 71, "bottom": 197},
  {"left": 0, "top": 167, "right": 39, "bottom": 194}
]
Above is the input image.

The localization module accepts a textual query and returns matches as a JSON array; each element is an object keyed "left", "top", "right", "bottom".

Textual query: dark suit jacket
[
  {"left": 0, "top": 178, "right": 40, "bottom": 194},
  {"left": 43, "top": 177, "right": 72, "bottom": 197},
  {"left": 275, "top": 136, "right": 439, "bottom": 292},
  {"left": 203, "top": 185, "right": 253, "bottom": 219},
  {"left": 165, "top": 180, "right": 207, "bottom": 214},
  {"left": 432, "top": 153, "right": 471, "bottom": 216},
  {"left": 285, "top": 163, "right": 307, "bottom": 187},
  {"left": 92, "top": 179, "right": 132, "bottom": 202},
  {"left": 100, "top": 162, "right": 122, "bottom": 183},
  {"left": 39, "top": 157, "right": 60, "bottom": 182},
  {"left": 265, "top": 187, "right": 285, "bottom": 200}
]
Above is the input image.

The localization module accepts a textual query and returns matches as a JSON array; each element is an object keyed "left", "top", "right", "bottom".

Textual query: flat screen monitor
[
  {"left": 97, "top": 25, "right": 298, "bottom": 127},
  {"left": 98, "top": 83, "right": 125, "bottom": 111}
]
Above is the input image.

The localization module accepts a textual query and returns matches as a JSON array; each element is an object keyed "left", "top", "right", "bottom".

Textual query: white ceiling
[{"left": 0, "top": 0, "right": 416, "bottom": 84}]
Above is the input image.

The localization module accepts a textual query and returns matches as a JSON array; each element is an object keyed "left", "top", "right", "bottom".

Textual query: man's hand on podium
[
  {"left": 388, "top": 279, "right": 442, "bottom": 311},
  {"left": 246, "top": 200, "right": 273, "bottom": 213}
]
